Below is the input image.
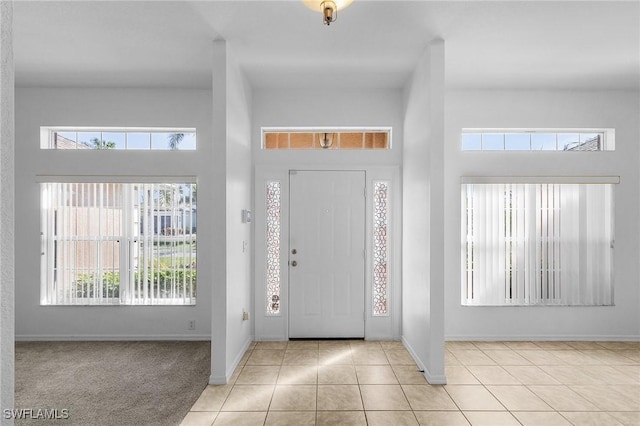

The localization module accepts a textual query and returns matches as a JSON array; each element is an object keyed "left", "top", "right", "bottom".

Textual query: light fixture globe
[
  {"left": 302, "top": 0, "right": 354, "bottom": 25},
  {"left": 318, "top": 132, "right": 334, "bottom": 149}
]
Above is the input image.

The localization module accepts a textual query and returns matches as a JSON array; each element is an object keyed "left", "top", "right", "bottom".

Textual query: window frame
[
  {"left": 460, "top": 176, "right": 617, "bottom": 307},
  {"left": 40, "top": 127, "right": 197, "bottom": 151},
  {"left": 40, "top": 178, "right": 197, "bottom": 306},
  {"left": 261, "top": 127, "right": 393, "bottom": 150},
  {"left": 461, "top": 128, "right": 615, "bottom": 151}
]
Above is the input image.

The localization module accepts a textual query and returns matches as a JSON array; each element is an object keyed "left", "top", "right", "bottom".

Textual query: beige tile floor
[{"left": 182, "top": 340, "right": 640, "bottom": 426}]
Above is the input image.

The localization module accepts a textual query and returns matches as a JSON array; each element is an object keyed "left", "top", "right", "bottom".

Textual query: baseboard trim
[
  {"left": 226, "top": 336, "right": 253, "bottom": 382},
  {"left": 209, "top": 374, "right": 227, "bottom": 385},
  {"left": 445, "top": 334, "right": 640, "bottom": 342},
  {"left": 401, "top": 335, "right": 426, "bottom": 372},
  {"left": 423, "top": 369, "right": 447, "bottom": 385},
  {"left": 254, "top": 335, "right": 287, "bottom": 342},
  {"left": 365, "top": 334, "right": 398, "bottom": 341},
  {"left": 15, "top": 334, "right": 211, "bottom": 342},
  {"left": 402, "top": 336, "right": 447, "bottom": 385},
  {"left": 209, "top": 335, "right": 253, "bottom": 385}
]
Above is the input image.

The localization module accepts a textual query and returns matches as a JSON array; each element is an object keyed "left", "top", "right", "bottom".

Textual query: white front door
[{"left": 289, "top": 170, "right": 366, "bottom": 338}]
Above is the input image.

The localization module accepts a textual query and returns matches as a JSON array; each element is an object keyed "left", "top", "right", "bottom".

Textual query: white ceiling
[{"left": 13, "top": 0, "right": 640, "bottom": 90}]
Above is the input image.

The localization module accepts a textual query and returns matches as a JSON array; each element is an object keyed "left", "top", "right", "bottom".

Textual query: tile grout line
[
  {"left": 479, "top": 381, "right": 526, "bottom": 426},
  {"left": 441, "top": 380, "right": 473, "bottom": 426},
  {"left": 389, "top": 357, "right": 421, "bottom": 425},
  {"left": 352, "top": 342, "right": 368, "bottom": 424},
  {"left": 315, "top": 346, "right": 319, "bottom": 426}
]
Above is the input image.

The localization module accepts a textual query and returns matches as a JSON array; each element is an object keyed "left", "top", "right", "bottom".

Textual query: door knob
[{"left": 291, "top": 260, "right": 298, "bottom": 267}]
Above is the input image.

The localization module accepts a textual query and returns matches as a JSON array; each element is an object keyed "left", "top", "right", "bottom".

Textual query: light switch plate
[{"left": 242, "top": 209, "right": 252, "bottom": 223}]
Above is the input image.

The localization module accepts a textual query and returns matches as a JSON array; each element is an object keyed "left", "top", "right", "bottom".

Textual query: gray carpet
[{"left": 15, "top": 341, "right": 210, "bottom": 426}]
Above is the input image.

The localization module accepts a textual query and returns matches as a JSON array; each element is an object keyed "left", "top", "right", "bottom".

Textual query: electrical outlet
[
  {"left": 188, "top": 320, "right": 196, "bottom": 330},
  {"left": 242, "top": 311, "right": 249, "bottom": 321}
]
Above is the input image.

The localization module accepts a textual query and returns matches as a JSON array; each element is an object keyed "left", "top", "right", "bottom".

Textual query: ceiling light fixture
[{"left": 302, "top": 0, "right": 354, "bottom": 26}]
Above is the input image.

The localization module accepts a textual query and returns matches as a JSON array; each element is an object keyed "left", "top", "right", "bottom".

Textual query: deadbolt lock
[{"left": 291, "top": 249, "right": 297, "bottom": 255}]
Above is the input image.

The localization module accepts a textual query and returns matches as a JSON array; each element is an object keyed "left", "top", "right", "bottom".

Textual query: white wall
[
  {"left": 209, "top": 40, "right": 253, "bottom": 384},
  {"left": 14, "top": 88, "right": 213, "bottom": 340},
  {"left": 401, "top": 40, "right": 446, "bottom": 384},
  {"left": 251, "top": 88, "right": 404, "bottom": 341},
  {"left": 0, "top": 1, "right": 15, "bottom": 420},
  {"left": 444, "top": 89, "right": 640, "bottom": 340},
  {"left": 224, "top": 46, "right": 253, "bottom": 377},
  {"left": 210, "top": 41, "right": 228, "bottom": 383}
]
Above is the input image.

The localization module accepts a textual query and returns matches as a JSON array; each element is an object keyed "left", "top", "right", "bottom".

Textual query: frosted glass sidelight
[
  {"left": 373, "top": 181, "right": 390, "bottom": 315},
  {"left": 266, "top": 181, "right": 282, "bottom": 315}
]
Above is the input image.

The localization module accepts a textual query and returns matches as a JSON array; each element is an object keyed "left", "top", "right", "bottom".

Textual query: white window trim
[
  {"left": 37, "top": 175, "right": 197, "bottom": 184},
  {"left": 461, "top": 176, "right": 620, "bottom": 185}
]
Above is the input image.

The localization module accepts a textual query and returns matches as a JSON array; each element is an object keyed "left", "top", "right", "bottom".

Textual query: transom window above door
[{"left": 262, "top": 128, "right": 391, "bottom": 150}]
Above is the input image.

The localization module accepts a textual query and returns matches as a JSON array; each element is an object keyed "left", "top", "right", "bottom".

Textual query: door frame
[{"left": 254, "top": 164, "right": 401, "bottom": 341}]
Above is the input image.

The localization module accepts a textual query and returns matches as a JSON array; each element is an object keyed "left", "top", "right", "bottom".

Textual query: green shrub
[
  {"left": 73, "top": 270, "right": 197, "bottom": 299},
  {"left": 73, "top": 272, "right": 120, "bottom": 298}
]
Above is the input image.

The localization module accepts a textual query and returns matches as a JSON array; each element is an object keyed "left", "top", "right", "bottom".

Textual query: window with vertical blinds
[
  {"left": 462, "top": 180, "right": 614, "bottom": 306},
  {"left": 41, "top": 182, "right": 197, "bottom": 305}
]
